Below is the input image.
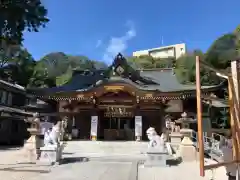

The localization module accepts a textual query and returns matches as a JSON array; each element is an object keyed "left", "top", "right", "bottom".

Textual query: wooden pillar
[
  {"left": 228, "top": 79, "right": 240, "bottom": 180},
  {"left": 59, "top": 115, "right": 68, "bottom": 141},
  {"left": 231, "top": 61, "right": 240, "bottom": 157},
  {"left": 160, "top": 104, "right": 166, "bottom": 134},
  {"left": 230, "top": 60, "right": 240, "bottom": 178},
  {"left": 196, "top": 56, "right": 205, "bottom": 177}
]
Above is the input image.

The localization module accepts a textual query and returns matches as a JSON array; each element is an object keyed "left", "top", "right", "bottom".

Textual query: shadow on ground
[
  {"left": 166, "top": 157, "right": 182, "bottom": 166},
  {"left": 0, "top": 145, "right": 22, "bottom": 150},
  {"left": 0, "top": 168, "right": 50, "bottom": 173},
  {"left": 0, "top": 164, "right": 51, "bottom": 173},
  {"left": 62, "top": 152, "right": 75, "bottom": 155},
  {"left": 60, "top": 157, "right": 89, "bottom": 165},
  {"left": 138, "top": 157, "right": 182, "bottom": 167}
]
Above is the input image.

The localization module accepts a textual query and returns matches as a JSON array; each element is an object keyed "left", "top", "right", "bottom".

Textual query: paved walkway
[
  {"left": 138, "top": 159, "right": 228, "bottom": 180},
  {"left": 0, "top": 144, "right": 229, "bottom": 180},
  {"left": 31, "top": 161, "right": 133, "bottom": 180},
  {"left": 0, "top": 148, "right": 136, "bottom": 180}
]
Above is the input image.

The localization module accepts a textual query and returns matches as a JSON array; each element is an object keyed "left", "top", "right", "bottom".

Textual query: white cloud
[
  {"left": 95, "top": 39, "right": 102, "bottom": 48},
  {"left": 103, "top": 21, "right": 136, "bottom": 63}
]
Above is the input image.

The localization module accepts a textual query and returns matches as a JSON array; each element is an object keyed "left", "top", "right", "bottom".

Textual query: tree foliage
[
  {"left": 205, "top": 33, "right": 237, "bottom": 69},
  {"left": 28, "top": 52, "right": 108, "bottom": 87},
  {"left": 127, "top": 55, "right": 174, "bottom": 69},
  {"left": 0, "top": 0, "right": 49, "bottom": 44}
]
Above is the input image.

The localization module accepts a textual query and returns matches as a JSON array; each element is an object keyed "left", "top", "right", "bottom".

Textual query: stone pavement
[
  {"left": 31, "top": 161, "right": 134, "bottom": 180},
  {"left": 0, "top": 148, "right": 136, "bottom": 180},
  {"left": 138, "top": 159, "right": 228, "bottom": 180},
  {"left": 0, "top": 144, "right": 230, "bottom": 180},
  {"left": 0, "top": 149, "right": 52, "bottom": 180}
]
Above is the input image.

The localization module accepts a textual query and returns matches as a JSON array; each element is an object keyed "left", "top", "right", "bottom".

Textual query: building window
[
  {"left": 12, "top": 122, "right": 19, "bottom": 132},
  {"left": 1, "top": 91, "right": 7, "bottom": 104},
  {"left": 12, "top": 93, "right": 26, "bottom": 107},
  {"left": 7, "top": 93, "right": 12, "bottom": 105},
  {"left": 72, "top": 116, "right": 76, "bottom": 127}
]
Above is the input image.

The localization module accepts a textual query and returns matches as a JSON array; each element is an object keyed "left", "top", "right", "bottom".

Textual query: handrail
[{"left": 190, "top": 130, "right": 224, "bottom": 158}]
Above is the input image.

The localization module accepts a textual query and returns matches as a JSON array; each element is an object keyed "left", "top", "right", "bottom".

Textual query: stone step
[{"left": 63, "top": 141, "right": 148, "bottom": 155}]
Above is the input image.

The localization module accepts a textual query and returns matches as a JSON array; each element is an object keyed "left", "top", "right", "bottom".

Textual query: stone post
[
  {"left": 90, "top": 115, "right": 98, "bottom": 141},
  {"left": 135, "top": 115, "right": 142, "bottom": 141},
  {"left": 169, "top": 132, "right": 183, "bottom": 144},
  {"left": 60, "top": 116, "right": 68, "bottom": 141},
  {"left": 179, "top": 128, "right": 197, "bottom": 161}
]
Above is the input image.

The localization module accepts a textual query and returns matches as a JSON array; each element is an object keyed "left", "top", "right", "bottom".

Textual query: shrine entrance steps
[{"left": 64, "top": 141, "right": 148, "bottom": 157}]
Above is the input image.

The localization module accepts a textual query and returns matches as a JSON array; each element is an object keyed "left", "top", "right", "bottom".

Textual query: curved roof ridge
[{"left": 138, "top": 68, "right": 174, "bottom": 72}]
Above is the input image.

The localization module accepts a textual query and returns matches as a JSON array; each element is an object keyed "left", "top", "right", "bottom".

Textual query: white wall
[
  {"left": 133, "top": 43, "right": 186, "bottom": 60},
  {"left": 149, "top": 48, "right": 175, "bottom": 58}
]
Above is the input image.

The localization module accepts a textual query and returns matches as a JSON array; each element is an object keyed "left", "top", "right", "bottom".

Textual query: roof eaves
[{"left": 0, "top": 79, "right": 25, "bottom": 91}]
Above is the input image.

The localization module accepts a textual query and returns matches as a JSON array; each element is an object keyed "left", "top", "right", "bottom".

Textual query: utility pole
[{"left": 161, "top": 36, "right": 164, "bottom": 46}]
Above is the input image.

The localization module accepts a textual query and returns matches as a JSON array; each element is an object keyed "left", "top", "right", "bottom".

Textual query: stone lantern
[
  {"left": 175, "top": 112, "right": 196, "bottom": 138},
  {"left": 175, "top": 112, "right": 198, "bottom": 161},
  {"left": 23, "top": 112, "right": 42, "bottom": 163}
]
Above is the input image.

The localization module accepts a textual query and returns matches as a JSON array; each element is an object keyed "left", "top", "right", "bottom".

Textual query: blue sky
[{"left": 23, "top": 0, "right": 240, "bottom": 64}]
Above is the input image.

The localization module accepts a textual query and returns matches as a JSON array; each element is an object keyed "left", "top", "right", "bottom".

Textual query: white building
[{"left": 133, "top": 43, "right": 186, "bottom": 60}]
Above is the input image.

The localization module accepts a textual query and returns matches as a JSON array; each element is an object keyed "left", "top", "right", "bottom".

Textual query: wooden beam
[
  {"left": 199, "top": 59, "right": 228, "bottom": 77},
  {"left": 196, "top": 56, "right": 205, "bottom": 177},
  {"left": 204, "top": 160, "right": 239, "bottom": 170}
]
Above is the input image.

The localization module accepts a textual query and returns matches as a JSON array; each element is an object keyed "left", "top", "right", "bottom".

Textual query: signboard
[
  {"left": 91, "top": 116, "right": 98, "bottom": 136},
  {"left": 165, "top": 100, "right": 183, "bottom": 112},
  {"left": 104, "top": 86, "right": 124, "bottom": 91},
  {"left": 135, "top": 116, "right": 142, "bottom": 136}
]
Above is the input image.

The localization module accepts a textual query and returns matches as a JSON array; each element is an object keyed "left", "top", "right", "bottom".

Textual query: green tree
[
  {"left": 10, "top": 48, "right": 36, "bottom": 86},
  {"left": 29, "top": 52, "right": 108, "bottom": 87},
  {"left": 56, "top": 67, "right": 73, "bottom": 86},
  {"left": 0, "top": 40, "right": 20, "bottom": 67},
  {"left": 0, "top": 46, "right": 37, "bottom": 86},
  {"left": 0, "top": 0, "right": 49, "bottom": 44},
  {"left": 29, "top": 58, "right": 58, "bottom": 88},
  {"left": 175, "top": 53, "right": 197, "bottom": 84},
  {"left": 154, "top": 58, "right": 174, "bottom": 68},
  {"left": 127, "top": 55, "right": 154, "bottom": 69},
  {"left": 39, "top": 52, "right": 70, "bottom": 78},
  {"left": 205, "top": 33, "right": 237, "bottom": 69},
  {"left": 234, "top": 25, "right": 240, "bottom": 57},
  {"left": 127, "top": 55, "right": 174, "bottom": 69},
  {"left": 174, "top": 50, "right": 219, "bottom": 85}
]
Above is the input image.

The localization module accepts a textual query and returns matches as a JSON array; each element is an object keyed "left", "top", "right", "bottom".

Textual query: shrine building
[{"left": 27, "top": 54, "right": 225, "bottom": 141}]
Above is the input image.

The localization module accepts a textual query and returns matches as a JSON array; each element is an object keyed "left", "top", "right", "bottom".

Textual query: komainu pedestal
[
  {"left": 38, "top": 143, "right": 64, "bottom": 165},
  {"left": 38, "top": 121, "right": 64, "bottom": 165},
  {"left": 145, "top": 149, "right": 169, "bottom": 167},
  {"left": 144, "top": 127, "right": 170, "bottom": 167},
  {"left": 170, "top": 132, "right": 183, "bottom": 144},
  {"left": 23, "top": 134, "right": 41, "bottom": 163},
  {"left": 179, "top": 134, "right": 197, "bottom": 162}
]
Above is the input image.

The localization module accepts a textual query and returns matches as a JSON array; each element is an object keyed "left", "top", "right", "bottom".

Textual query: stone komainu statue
[
  {"left": 146, "top": 127, "right": 165, "bottom": 151},
  {"left": 43, "top": 121, "right": 61, "bottom": 146}
]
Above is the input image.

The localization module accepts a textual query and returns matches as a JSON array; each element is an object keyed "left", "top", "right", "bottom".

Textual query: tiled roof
[{"left": 139, "top": 69, "right": 219, "bottom": 92}]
